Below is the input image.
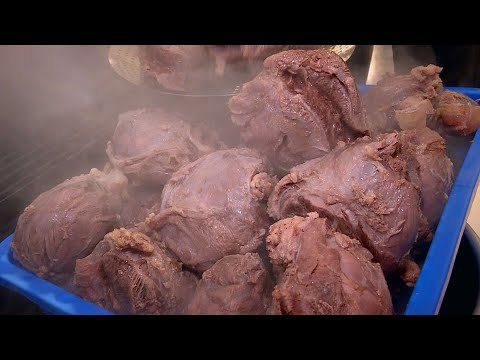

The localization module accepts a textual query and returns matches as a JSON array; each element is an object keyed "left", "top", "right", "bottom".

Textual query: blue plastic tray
[
  {"left": 1, "top": 86, "right": 480, "bottom": 315},
  {"left": 0, "top": 235, "right": 111, "bottom": 315}
]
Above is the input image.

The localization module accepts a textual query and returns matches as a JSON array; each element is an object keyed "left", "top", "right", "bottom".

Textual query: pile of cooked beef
[
  {"left": 10, "top": 48, "right": 480, "bottom": 315},
  {"left": 139, "top": 45, "right": 322, "bottom": 93}
]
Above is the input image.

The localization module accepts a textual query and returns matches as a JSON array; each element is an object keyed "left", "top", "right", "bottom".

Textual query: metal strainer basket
[{"left": 109, "top": 45, "right": 143, "bottom": 87}]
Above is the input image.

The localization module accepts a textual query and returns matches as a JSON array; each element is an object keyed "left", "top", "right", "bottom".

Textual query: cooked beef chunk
[
  {"left": 146, "top": 148, "right": 277, "bottom": 272},
  {"left": 229, "top": 49, "right": 367, "bottom": 173},
  {"left": 431, "top": 89, "right": 480, "bottom": 136},
  {"left": 119, "top": 184, "right": 163, "bottom": 228},
  {"left": 74, "top": 228, "right": 198, "bottom": 315},
  {"left": 11, "top": 168, "right": 128, "bottom": 287},
  {"left": 267, "top": 213, "right": 392, "bottom": 315},
  {"left": 397, "top": 128, "right": 454, "bottom": 230},
  {"left": 206, "top": 45, "right": 319, "bottom": 76},
  {"left": 399, "top": 256, "right": 421, "bottom": 288},
  {"left": 106, "top": 108, "right": 225, "bottom": 187},
  {"left": 207, "top": 45, "right": 290, "bottom": 62},
  {"left": 268, "top": 133, "right": 420, "bottom": 273},
  {"left": 139, "top": 45, "right": 214, "bottom": 92},
  {"left": 363, "top": 65, "right": 443, "bottom": 135},
  {"left": 207, "top": 45, "right": 282, "bottom": 76},
  {"left": 186, "top": 253, "right": 272, "bottom": 314},
  {"left": 140, "top": 45, "right": 322, "bottom": 89}
]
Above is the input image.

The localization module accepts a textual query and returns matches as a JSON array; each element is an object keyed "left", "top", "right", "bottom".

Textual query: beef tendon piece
[
  {"left": 397, "top": 127, "right": 454, "bottom": 231},
  {"left": 268, "top": 133, "right": 420, "bottom": 273},
  {"left": 146, "top": 148, "right": 277, "bottom": 272},
  {"left": 431, "top": 90, "right": 480, "bottom": 136},
  {"left": 363, "top": 64, "right": 443, "bottom": 135},
  {"left": 74, "top": 228, "right": 198, "bottom": 315},
  {"left": 186, "top": 253, "right": 272, "bottom": 315},
  {"left": 229, "top": 49, "right": 367, "bottom": 173},
  {"left": 11, "top": 168, "right": 128, "bottom": 287},
  {"left": 106, "top": 108, "right": 225, "bottom": 187},
  {"left": 267, "top": 213, "right": 392, "bottom": 315}
]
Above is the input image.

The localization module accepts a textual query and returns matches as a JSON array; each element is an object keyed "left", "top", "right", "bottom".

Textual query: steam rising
[
  {"left": 0, "top": 45, "right": 242, "bottom": 235},
  {"left": 0, "top": 45, "right": 379, "bottom": 237},
  {"left": 0, "top": 44, "right": 451, "bottom": 314},
  {"left": 0, "top": 45, "right": 152, "bottom": 235}
]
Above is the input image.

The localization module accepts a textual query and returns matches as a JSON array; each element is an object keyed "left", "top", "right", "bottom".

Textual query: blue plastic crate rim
[{"left": 1, "top": 86, "right": 480, "bottom": 315}]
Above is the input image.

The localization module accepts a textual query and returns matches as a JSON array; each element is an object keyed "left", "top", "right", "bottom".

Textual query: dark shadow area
[
  {"left": 393, "top": 45, "right": 480, "bottom": 87},
  {"left": 0, "top": 287, "right": 44, "bottom": 315},
  {"left": 348, "top": 45, "right": 374, "bottom": 84},
  {"left": 439, "top": 228, "right": 480, "bottom": 315}
]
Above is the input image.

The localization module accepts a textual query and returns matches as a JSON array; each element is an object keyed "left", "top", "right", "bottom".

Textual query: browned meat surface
[
  {"left": 397, "top": 128, "right": 454, "bottom": 230},
  {"left": 74, "top": 228, "right": 198, "bottom": 315},
  {"left": 146, "top": 148, "right": 277, "bottom": 272},
  {"left": 11, "top": 168, "right": 128, "bottom": 288},
  {"left": 268, "top": 133, "right": 420, "bottom": 273},
  {"left": 106, "top": 108, "right": 225, "bottom": 187},
  {"left": 431, "top": 90, "right": 480, "bottom": 136},
  {"left": 363, "top": 65, "right": 443, "bottom": 135},
  {"left": 119, "top": 184, "right": 163, "bottom": 229},
  {"left": 186, "top": 253, "right": 272, "bottom": 314},
  {"left": 229, "top": 49, "right": 367, "bottom": 173},
  {"left": 267, "top": 213, "right": 392, "bottom": 315}
]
